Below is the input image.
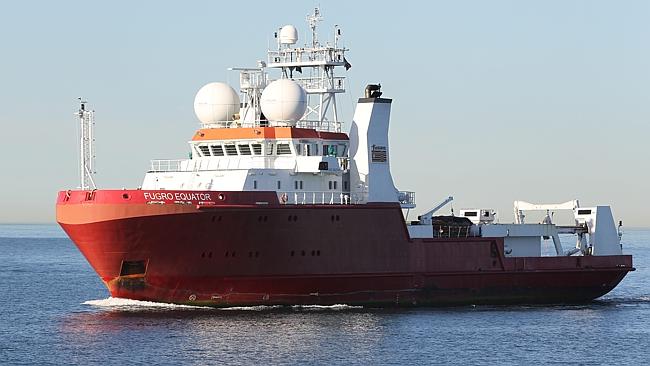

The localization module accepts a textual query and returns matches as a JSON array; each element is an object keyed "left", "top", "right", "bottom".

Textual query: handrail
[
  {"left": 280, "top": 191, "right": 351, "bottom": 205},
  {"left": 432, "top": 225, "right": 477, "bottom": 238}
]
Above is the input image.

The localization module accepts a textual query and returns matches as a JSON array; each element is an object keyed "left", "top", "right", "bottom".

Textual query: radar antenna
[{"left": 76, "top": 98, "right": 96, "bottom": 190}]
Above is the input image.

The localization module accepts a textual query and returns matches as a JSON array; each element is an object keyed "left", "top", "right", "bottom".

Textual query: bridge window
[
  {"left": 198, "top": 145, "right": 210, "bottom": 156},
  {"left": 224, "top": 144, "right": 238, "bottom": 156},
  {"left": 338, "top": 143, "right": 347, "bottom": 156},
  {"left": 307, "top": 143, "right": 319, "bottom": 156},
  {"left": 323, "top": 144, "right": 338, "bottom": 157},
  {"left": 210, "top": 145, "right": 224, "bottom": 156},
  {"left": 238, "top": 144, "right": 252, "bottom": 155},
  {"left": 277, "top": 143, "right": 291, "bottom": 155},
  {"left": 251, "top": 143, "right": 262, "bottom": 155}
]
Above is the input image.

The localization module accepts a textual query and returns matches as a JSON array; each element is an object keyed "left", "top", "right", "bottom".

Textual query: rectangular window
[
  {"left": 251, "top": 143, "right": 262, "bottom": 155},
  {"left": 328, "top": 181, "right": 333, "bottom": 190},
  {"left": 323, "top": 144, "right": 329, "bottom": 156},
  {"left": 338, "top": 144, "right": 347, "bottom": 156},
  {"left": 266, "top": 143, "right": 274, "bottom": 155},
  {"left": 224, "top": 144, "right": 238, "bottom": 156},
  {"left": 277, "top": 181, "right": 281, "bottom": 189},
  {"left": 578, "top": 209, "right": 592, "bottom": 215},
  {"left": 253, "top": 180, "right": 258, "bottom": 189},
  {"left": 331, "top": 145, "right": 338, "bottom": 156},
  {"left": 344, "top": 181, "right": 348, "bottom": 190},
  {"left": 464, "top": 211, "right": 478, "bottom": 217},
  {"left": 299, "top": 181, "right": 303, "bottom": 190},
  {"left": 294, "top": 181, "right": 298, "bottom": 190},
  {"left": 295, "top": 144, "right": 302, "bottom": 156},
  {"left": 198, "top": 145, "right": 211, "bottom": 156},
  {"left": 276, "top": 143, "right": 292, "bottom": 155},
  {"left": 333, "top": 181, "right": 338, "bottom": 190},
  {"left": 211, "top": 145, "right": 224, "bottom": 156},
  {"left": 238, "top": 144, "right": 252, "bottom": 155}
]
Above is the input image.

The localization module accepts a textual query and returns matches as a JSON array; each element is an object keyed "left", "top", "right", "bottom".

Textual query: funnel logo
[{"left": 371, "top": 145, "right": 387, "bottom": 163}]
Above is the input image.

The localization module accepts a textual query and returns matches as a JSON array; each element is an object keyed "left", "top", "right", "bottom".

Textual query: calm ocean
[{"left": 1, "top": 224, "right": 648, "bottom": 365}]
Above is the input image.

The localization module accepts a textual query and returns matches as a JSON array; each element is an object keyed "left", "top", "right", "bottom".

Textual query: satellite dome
[
  {"left": 260, "top": 79, "right": 307, "bottom": 124},
  {"left": 193, "top": 82, "right": 240, "bottom": 126},
  {"left": 279, "top": 25, "right": 298, "bottom": 45}
]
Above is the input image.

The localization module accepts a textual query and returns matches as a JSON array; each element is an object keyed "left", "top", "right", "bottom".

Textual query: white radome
[
  {"left": 193, "top": 82, "right": 240, "bottom": 125},
  {"left": 260, "top": 79, "right": 307, "bottom": 123},
  {"left": 279, "top": 25, "right": 298, "bottom": 44}
]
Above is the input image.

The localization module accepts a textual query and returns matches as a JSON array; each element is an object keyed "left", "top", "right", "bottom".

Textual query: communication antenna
[
  {"left": 76, "top": 98, "right": 96, "bottom": 190},
  {"left": 306, "top": 7, "right": 323, "bottom": 48}
]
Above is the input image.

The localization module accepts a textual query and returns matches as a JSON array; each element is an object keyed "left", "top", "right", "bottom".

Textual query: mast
[
  {"left": 265, "top": 7, "right": 349, "bottom": 132},
  {"left": 76, "top": 98, "right": 96, "bottom": 190}
]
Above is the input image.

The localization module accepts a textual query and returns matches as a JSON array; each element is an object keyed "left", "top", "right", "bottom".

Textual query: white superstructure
[{"left": 142, "top": 8, "right": 408, "bottom": 207}]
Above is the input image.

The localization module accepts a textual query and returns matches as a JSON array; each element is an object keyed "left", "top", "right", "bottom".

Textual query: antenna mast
[
  {"left": 76, "top": 98, "right": 96, "bottom": 190},
  {"left": 307, "top": 7, "right": 322, "bottom": 48},
  {"left": 265, "top": 7, "right": 349, "bottom": 132}
]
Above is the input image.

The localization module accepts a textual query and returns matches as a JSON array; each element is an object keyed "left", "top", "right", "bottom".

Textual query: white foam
[
  {"left": 292, "top": 304, "right": 363, "bottom": 311},
  {"left": 83, "top": 297, "right": 210, "bottom": 310},
  {"left": 218, "top": 305, "right": 283, "bottom": 311},
  {"left": 83, "top": 298, "right": 364, "bottom": 311}
]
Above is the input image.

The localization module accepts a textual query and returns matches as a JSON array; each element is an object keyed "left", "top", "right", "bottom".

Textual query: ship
[{"left": 57, "top": 8, "right": 633, "bottom": 307}]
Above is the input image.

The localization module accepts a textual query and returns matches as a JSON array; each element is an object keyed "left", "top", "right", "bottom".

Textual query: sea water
[{"left": 1, "top": 224, "right": 649, "bottom": 365}]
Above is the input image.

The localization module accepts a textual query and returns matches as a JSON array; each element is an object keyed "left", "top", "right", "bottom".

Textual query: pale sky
[{"left": 0, "top": 0, "right": 648, "bottom": 226}]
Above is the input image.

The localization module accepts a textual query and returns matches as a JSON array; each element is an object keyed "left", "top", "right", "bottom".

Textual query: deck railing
[
  {"left": 279, "top": 191, "right": 351, "bottom": 205},
  {"left": 150, "top": 159, "right": 184, "bottom": 172}
]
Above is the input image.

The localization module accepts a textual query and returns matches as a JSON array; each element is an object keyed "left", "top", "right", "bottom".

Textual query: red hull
[{"left": 57, "top": 189, "right": 634, "bottom": 307}]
